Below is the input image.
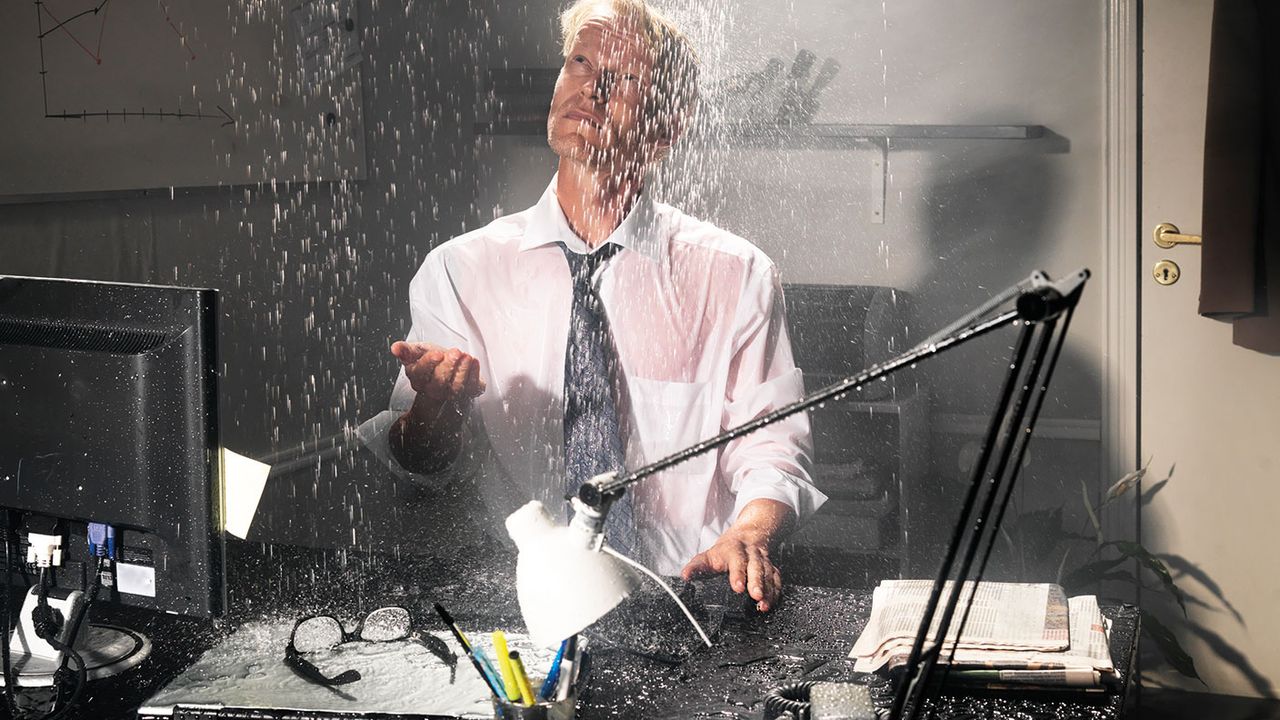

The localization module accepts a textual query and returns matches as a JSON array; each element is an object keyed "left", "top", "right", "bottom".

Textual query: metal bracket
[{"left": 869, "top": 138, "right": 888, "bottom": 224}]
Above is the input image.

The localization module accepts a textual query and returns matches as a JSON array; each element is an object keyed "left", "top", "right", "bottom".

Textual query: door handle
[{"left": 1153, "top": 222, "right": 1202, "bottom": 249}]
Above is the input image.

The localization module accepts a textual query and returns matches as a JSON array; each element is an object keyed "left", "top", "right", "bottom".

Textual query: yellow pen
[
  {"left": 508, "top": 651, "right": 536, "bottom": 707},
  {"left": 491, "top": 631, "right": 521, "bottom": 702}
]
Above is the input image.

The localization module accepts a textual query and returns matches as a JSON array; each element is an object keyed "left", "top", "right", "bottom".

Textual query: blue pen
[
  {"left": 472, "top": 647, "right": 506, "bottom": 694},
  {"left": 433, "top": 602, "right": 503, "bottom": 698},
  {"left": 538, "top": 638, "right": 570, "bottom": 700},
  {"left": 553, "top": 635, "right": 581, "bottom": 701}
]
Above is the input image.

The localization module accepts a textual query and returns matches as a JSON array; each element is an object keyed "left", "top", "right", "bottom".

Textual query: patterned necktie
[{"left": 560, "top": 242, "right": 637, "bottom": 556}]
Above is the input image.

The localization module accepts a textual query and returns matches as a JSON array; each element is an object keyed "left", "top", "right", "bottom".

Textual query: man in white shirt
[{"left": 386, "top": 0, "right": 825, "bottom": 612}]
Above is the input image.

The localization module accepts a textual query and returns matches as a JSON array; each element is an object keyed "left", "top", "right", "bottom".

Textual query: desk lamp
[{"left": 507, "top": 269, "right": 1089, "bottom": 720}]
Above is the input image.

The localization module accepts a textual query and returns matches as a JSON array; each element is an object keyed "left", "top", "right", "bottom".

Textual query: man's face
[{"left": 547, "top": 13, "right": 661, "bottom": 172}]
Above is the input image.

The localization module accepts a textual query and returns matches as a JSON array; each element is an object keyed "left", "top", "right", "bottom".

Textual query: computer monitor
[{"left": 0, "top": 275, "right": 225, "bottom": 619}]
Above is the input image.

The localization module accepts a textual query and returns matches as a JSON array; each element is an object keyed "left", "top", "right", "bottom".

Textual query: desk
[
  {"left": 582, "top": 585, "right": 1138, "bottom": 719},
  {"left": 18, "top": 541, "right": 1138, "bottom": 719}
]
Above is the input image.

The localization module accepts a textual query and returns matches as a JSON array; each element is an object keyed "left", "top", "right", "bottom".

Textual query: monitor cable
[
  {"left": 46, "top": 564, "right": 98, "bottom": 720},
  {"left": 0, "top": 516, "right": 95, "bottom": 720},
  {"left": 27, "top": 566, "right": 89, "bottom": 720},
  {"left": 38, "top": 531, "right": 111, "bottom": 720},
  {"left": 0, "top": 512, "right": 108, "bottom": 717},
  {"left": 1, "top": 522, "right": 19, "bottom": 718}
]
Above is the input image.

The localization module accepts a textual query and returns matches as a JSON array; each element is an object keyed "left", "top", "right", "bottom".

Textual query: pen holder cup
[
  {"left": 491, "top": 695, "right": 576, "bottom": 720},
  {"left": 492, "top": 650, "right": 588, "bottom": 720}
]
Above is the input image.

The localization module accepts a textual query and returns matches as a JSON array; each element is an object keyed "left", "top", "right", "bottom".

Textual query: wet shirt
[{"left": 389, "top": 179, "right": 826, "bottom": 575}]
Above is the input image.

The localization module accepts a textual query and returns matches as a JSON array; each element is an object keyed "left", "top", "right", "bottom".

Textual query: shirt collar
[{"left": 519, "top": 174, "right": 665, "bottom": 262}]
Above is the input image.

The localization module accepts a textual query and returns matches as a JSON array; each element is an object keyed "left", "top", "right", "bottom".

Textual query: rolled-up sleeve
[
  {"left": 364, "top": 247, "right": 478, "bottom": 480},
  {"left": 719, "top": 264, "right": 827, "bottom": 525},
  {"left": 389, "top": 249, "right": 474, "bottom": 413}
]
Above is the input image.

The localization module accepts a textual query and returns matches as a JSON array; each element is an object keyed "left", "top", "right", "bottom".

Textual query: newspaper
[
  {"left": 938, "top": 596, "right": 1117, "bottom": 689},
  {"left": 851, "top": 580, "right": 1070, "bottom": 672},
  {"left": 850, "top": 581, "right": 1116, "bottom": 689}
]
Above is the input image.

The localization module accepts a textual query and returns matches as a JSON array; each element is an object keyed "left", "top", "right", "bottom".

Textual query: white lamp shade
[{"left": 505, "top": 500, "right": 641, "bottom": 646}]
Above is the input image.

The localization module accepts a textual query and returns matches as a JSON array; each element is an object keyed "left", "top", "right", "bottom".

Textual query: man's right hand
[
  {"left": 391, "top": 341, "right": 486, "bottom": 402},
  {"left": 388, "top": 341, "right": 485, "bottom": 474}
]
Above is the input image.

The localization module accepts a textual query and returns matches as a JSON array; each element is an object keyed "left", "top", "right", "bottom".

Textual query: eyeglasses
[{"left": 283, "top": 606, "right": 457, "bottom": 687}]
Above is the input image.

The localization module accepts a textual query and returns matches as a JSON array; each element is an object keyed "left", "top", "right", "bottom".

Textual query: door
[{"left": 1141, "top": 1, "right": 1280, "bottom": 697}]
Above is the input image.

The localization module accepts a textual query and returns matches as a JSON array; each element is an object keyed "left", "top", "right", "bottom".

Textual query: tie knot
[{"left": 561, "top": 243, "right": 621, "bottom": 285}]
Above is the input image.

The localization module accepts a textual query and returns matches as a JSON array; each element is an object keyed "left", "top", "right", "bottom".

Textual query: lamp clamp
[
  {"left": 576, "top": 471, "right": 626, "bottom": 512},
  {"left": 1015, "top": 268, "right": 1090, "bottom": 322}
]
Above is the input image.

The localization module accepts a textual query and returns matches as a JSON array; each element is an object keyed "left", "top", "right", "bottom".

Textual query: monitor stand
[{"left": 2, "top": 587, "right": 151, "bottom": 687}]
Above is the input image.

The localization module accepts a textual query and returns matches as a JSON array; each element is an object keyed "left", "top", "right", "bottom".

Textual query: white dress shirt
[{"left": 386, "top": 177, "right": 826, "bottom": 575}]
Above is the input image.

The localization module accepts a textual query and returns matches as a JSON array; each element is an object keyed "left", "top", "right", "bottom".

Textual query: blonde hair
[{"left": 558, "top": 0, "right": 699, "bottom": 125}]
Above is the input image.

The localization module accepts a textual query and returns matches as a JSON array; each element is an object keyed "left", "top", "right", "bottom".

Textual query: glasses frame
[{"left": 283, "top": 606, "right": 423, "bottom": 687}]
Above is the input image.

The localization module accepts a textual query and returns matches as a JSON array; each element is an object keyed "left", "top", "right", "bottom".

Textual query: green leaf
[
  {"left": 1101, "top": 464, "right": 1148, "bottom": 507},
  {"left": 1141, "top": 608, "right": 1202, "bottom": 682},
  {"left": 999, "top": 525, "right": 1016, "bottom": 555},
  {"left": 1055, "top": 547, "right": 1073, "bottom": 585},
  {"left": 1105, "top": 541, "right": 1188, "bottom": 617},
  {"left": 1080, "top": 477, "right": 1103, "bottom": 545}
]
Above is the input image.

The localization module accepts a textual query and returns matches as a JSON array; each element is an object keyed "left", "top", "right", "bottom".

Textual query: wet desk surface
[{"left": 37, "top": 540, "right": 1139, "bottom": 720}]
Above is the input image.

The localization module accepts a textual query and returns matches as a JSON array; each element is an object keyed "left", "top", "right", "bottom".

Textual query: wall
[
  {"left": 0, "top": 0, "right": 366, "bottom": 195},
  {"left": 1140, "top": 0, "right": 1280, "bottom": 697},
  {"left": 0, "top": 0, "right": 498, "bottom": 554},
  {"left": 0, "top": 1, "right": 1116, "bottom": 576},
  {"left": 478, "top": 0, "right": 1113, "bottom": 564}
]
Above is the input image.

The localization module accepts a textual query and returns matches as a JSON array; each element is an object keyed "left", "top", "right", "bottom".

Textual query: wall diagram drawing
[{"left": 0, "top": 0, "right": 366, "bottom": 197}]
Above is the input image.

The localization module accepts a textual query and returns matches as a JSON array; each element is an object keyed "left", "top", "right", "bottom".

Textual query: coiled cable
[{"left": 764, "top": 680, "right": 817, "bottom": 720}]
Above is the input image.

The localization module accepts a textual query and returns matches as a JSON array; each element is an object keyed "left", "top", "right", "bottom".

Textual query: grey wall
[
  {"left": 0, "top": 0, "right": 1113, "bottom": 571},
  {"left": 0, "top": 0, "right": 498, "bottom": 553},
  {"left": 0, "top": 0, "right": 367, "bottom": 195},
  {"left": 478, "top": 0, "right": 1111, "bottom": 565}
]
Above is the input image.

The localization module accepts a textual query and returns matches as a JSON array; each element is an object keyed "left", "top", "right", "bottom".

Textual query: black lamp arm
[
  {"left": 891, "top": 270, "right": 1088, "bottom": 720},
  {"left": 577, "top": 268, "right": 1089, "bottom": 510}
]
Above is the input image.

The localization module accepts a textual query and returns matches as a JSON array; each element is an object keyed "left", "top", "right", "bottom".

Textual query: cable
[
  {"left": 33, "top": 568, "right": 56, "bottom": 640},
  {"left": 0, "top": 515, "right": 88, "bottom": 720},
  {"left": 62, "top": 558, "right": 101, "bottom": 656},
  {"left": 764, "top": 680, "right": 816, "bottom": 720},
  {"left": 41, "top": 546, "right": 108, "bottom": 720},
  {"left": 596, "top": 543, "right": 711, "bottom": 645},
  {"left": 38, "top": 635, "right": 85, "bottom": 720},
  {"left": 22, "top": 556, "right": 102, "bottom": 720},
  {"left": 1, "top": 523, "right": 19, "bottom": 717}
]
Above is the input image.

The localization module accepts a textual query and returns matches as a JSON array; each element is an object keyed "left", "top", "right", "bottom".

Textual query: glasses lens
[
  {"left": 293, "top": 616, "right": 343, "bottom": 653},
  {"left": 360, "top": 607, "right": 410, "bottom": 642}
]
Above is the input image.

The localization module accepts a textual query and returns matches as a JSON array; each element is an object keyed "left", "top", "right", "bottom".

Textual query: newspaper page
[
  {"left": 938, "top": 596, "right": 1117, "bottom": 689},
  {"left": 852, "top": 590, "right": 1116, "bottom": 689},
  {"left": 850, "top": 580, "right": 1070, "bottom": 673}
]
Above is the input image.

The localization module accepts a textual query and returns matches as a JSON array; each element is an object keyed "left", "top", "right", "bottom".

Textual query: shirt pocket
[
  {"left": 624, "top": 376, "right": 719, "bottom": 537},
  {"left": 624, "top": 376, "right": 716, "bottom": 477}
]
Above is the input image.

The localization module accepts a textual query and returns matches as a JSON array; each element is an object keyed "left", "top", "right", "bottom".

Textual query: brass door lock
[
  {"left": 1153, "top": 222, "right": 1202, "bottom": 249},
  {"left": 1153, "top": 259, "right": 1181, "bottom": 286}
]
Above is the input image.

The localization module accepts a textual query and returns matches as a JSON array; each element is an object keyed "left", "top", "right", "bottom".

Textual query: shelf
[
  {"left": 778, "top": 123, "right": 1043, "bottom": 140},
  {"left": 475, "top": 68, "right": 1047, "bottom": 223},
  {"left": 474, "top": 120, "right": 1044, "bottom": 143},
  {"left": 475, "top": 120, "right": 1044, "bottom": 224},
  {"left": 476, "top": 119, "right": 1044, "bottom": 142}
]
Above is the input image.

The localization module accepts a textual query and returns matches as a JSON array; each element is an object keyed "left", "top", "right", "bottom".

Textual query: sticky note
[{"left": 221, "top": 448, "right": 270, "bottom": 539}]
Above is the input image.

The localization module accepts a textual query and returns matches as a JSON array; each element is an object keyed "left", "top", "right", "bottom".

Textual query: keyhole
[{"left": 1153, "top": 260, "right": 1180, "bottom": 285}]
